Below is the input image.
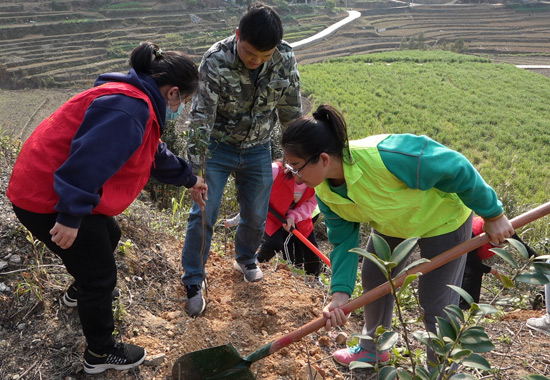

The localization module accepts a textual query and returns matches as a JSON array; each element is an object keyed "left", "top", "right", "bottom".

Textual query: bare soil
[{"left": 2, "top": 130, "right": 550, "bottom": 380}]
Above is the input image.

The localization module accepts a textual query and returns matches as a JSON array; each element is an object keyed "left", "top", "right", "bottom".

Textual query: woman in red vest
[
  {"left": 7, "top": 41, "right": 207, "bottom": 375},
  {"left": 258, "top": 160, "right": 321, "bottom": 276}
]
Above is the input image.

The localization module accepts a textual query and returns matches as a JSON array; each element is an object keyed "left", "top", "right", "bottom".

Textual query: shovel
[
  {"left": 172, "top": 201, "right": 550, "bottom": 380},
  {"left": 268, "top": 206, "right": 331, "bottom": 267}
]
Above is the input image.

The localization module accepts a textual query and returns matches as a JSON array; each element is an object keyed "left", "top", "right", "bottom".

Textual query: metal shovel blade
[{"left": 171, "top": 343, "right": 255, "bottom": 380}]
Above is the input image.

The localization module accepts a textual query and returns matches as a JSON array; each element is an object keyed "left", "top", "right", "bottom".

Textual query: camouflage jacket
[{"left": 187, "top": 35, "right": 302, "bottom": 171}]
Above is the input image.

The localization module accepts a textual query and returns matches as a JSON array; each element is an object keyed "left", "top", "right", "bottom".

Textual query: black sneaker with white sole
[
  {"left": 63, "top": 282, "right": 121, "bottom": 307},
  {"left": 83, "top": 342, "right": 146, "bottom": 374}
]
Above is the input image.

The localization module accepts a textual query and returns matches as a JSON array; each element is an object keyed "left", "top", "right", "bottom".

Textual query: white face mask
[{"left": 166, "top": 102, "right": 184, "bottom": 122}]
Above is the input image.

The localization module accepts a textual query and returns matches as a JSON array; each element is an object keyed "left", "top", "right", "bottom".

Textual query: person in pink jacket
[{"left": 258, "top": 160, "right": 321, "bottom": 276}]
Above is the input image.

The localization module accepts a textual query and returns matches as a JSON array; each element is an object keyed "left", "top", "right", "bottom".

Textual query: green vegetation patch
[
  {"left": 105, "top": 2, "right": 148, "bottom": 9},
  {"left": 299, "top": 50, "right": 550, "bottom": 214}
]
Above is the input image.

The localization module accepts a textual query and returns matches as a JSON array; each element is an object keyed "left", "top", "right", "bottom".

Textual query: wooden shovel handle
[
  {"left": 268, "top": 207, "right": 331, "bottom": 267},
  {"left": 269, "top": 201, "right": 550, "bottom": 353}
]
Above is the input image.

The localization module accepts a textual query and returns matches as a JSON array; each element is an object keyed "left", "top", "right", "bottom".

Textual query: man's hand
[
  {"left": 50, "top": 222, "right": 78, "bottom": 249},
  {"left": 190, "top": 176, "right": 208, "bottom": 211}
]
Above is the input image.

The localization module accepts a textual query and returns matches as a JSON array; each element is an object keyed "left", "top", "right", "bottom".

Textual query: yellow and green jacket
[{"left": 316, "top": 134, "right": 503, "bottom": 296}]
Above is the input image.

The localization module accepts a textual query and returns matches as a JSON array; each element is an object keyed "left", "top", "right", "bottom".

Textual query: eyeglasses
[{"left": 284, "top": 155, "right": 317, "bottom": 178}]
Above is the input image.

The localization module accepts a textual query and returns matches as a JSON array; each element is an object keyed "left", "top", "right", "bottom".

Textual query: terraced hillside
[
  {"left": 293, "top": 1, "right": 550, "bottom": 66},
  {"left": 1, "top": 0, "right": 549, "bottom": 90},
  {"left": 0, "top": 0, "right": 339, "bottom": 89}
]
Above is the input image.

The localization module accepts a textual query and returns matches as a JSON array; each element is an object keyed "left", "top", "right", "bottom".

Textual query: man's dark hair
[{"left": 238, "top": 3, "right": 283, "bottom": 51}]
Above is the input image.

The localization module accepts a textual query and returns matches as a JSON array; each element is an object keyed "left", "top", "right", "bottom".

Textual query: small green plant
[
  {"left": 118, "top": 239, "right": 134, "bottom": 255},
  {"left": 345, "top": 234, "right": 550, "bottom": 380},
  {"left": 112, "top": 298, "right": 127, "bottom": 322}
]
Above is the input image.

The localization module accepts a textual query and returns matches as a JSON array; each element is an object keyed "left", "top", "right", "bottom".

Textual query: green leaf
[
  {"left": 521, "top": 375, "right": 550, "bottom": 380},
  {"left": 451, "top": 348, "right": 473, "bottom": 361},
  {"left": 383, "top": 261, "right": 399, "bottom": 271},
  {"left": 351, "top": 248, "right": 389, "bottom": 277},
  {"left": 395, "top": 258, "right": 431, "bottom": 278},
  {"left": 396, "top": 368, "right": 414, "bottom": 380},
  {"left": 379, "top": 366, "right": 397, "bottom": 380},
  {"left": 412, "top": 331, "right": 446, "bottom": 355},
  {"left": 500, "top": 273, "right": 515, "bottom": 288},
  {"left": 448, "top": 285, "right": 473, "bottom": 306},
  {"left": 436, "top": 316, "right": 457, "bottom": 340},
  {"left": 431, "top": 338, "right": 447, "bottom": 356},
  {"left": 349, "top": 361, "right": 374, "bottom": 369},
  {"left": 506, "top": 237, "right": 529, "bottom": 258},
  {"left": 350, "top": 333, "right": 373, "bottom": 341},
  {"left": 491, "top": 247, "right": 519, "bottom": 269},
  {"left": 462, "top": 353, "right": 491, "bottom": 370},
  {"left": 391, "top": 237, "right": 419, "bottom": 264},
  {"left": 414, "top": 366, "right": 432, "bottom": 380},
  {"left": 412, "top": 330, "right": 435, "bottom": 346},
  {"left": 372, "top": 234, "right": 391, "bottom": 261},
  {"left": 444, "top": 304, "right": 465, "bottom": 323},
  {"left": 397, "top": 274, "right": 420, "bottom": 299},
  {"left": 516, "top": 272, "right": 550, "bottom": 285},
  {"left": 531, "top": 262, "right": 550, "bottom": 276},
  {"left": 473, "top": 303, "right": 498, "bottom": 316},
  {"left": 461, "top": 340, "right": 495, "bottom": 353},
  {"left": 377, "top": 330, "right": 399, "bottom": 351},
  {"left": 460, "top": 327, "right": 489, "bottom": 344},
  {"left": 448, "top": 374, "right": 477, "bottom": 380}
]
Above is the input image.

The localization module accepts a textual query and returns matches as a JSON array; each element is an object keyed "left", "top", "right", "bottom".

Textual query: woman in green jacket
[{"left": 281, "top": 104, "right": 514, "bottom": 369}]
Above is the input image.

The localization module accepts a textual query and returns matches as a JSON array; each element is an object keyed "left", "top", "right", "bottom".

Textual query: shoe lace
[
  {"left": 244, "top": 263, "right": 258, "bottom": 270},
  {"left": 111, "top": 343, "right": 127, "bottom": 358},
  {"left": 349, "top": 345, "right": 364, "bottom": 354},
  {"left": 186, "top": 285, "right": 201, "bottom": 298}
]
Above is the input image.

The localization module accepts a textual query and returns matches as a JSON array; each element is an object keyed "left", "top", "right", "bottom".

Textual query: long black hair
[
  {"left": 129, "top": 41, "right": 199, "bottom": 98},
  {"left": 282, "top": 104, "right": 352, "bottom": 164}
]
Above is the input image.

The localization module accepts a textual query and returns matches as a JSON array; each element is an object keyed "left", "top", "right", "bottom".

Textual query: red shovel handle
[
  {"left": 268, "top": 207, "right": 331, "bottom": 267},
  {"left": 268, "top": 201, "right": 550, "bottom": 354}
]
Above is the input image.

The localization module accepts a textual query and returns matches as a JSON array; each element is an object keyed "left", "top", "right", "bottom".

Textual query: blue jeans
[{"left": 181, "top": 139, "right": 273, "bottom": 286}]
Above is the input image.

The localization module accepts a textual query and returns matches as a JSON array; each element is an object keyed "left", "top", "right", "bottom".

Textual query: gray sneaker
[
  {"left": 233, "top": 261, "right": 263, "bottom": 282},
  {"left": 526, "top": 313, "right": 550, "bottom": 334},
  {"left": 185, "top": 282, "right": 206, "bottom": 317}
]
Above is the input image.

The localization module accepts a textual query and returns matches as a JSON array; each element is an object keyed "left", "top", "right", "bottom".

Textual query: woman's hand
[
  {"left": 483, "top": 214, "right": 514, "bottom": 245},
  {"left": 322, "top": 291, "right": 350, "bottom": 331},
  {"left": 50, "top": 222, "right": 78, "bottom": 249},
  {"left": 190, "top": 176, "right": 208, "bottom": 211},
  {"left": 283, "top": 217, "right": 295, "bottom": 232}
]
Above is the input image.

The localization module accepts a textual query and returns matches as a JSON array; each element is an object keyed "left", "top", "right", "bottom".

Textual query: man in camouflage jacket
[{"left": 181, "top": 3, "right": 302, "bottom": 317}]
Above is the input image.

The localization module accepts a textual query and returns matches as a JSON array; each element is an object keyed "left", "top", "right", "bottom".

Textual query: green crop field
[{"left": 299, "top": 50, "right": 550, "bottom": 240}]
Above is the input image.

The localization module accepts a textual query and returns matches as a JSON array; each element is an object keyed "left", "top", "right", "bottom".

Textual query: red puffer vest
[
  {"left": 7, "top": 82, "right": 160, "bottom": 216},
  {"left": 265, "top": 161, "right": 315, "bottom": 237}
]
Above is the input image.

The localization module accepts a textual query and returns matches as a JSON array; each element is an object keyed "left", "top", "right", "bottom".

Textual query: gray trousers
[{"left": 360, "top": 213, "right": 473, "bottom": 365}]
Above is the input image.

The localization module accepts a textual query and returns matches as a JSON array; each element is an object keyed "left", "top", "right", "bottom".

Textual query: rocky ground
[
  {"left": 2, "top": 119, "right": 550, "bottom": 380},
  {"left": 2, "top": 56, "right": 550, "bottom": 380}
]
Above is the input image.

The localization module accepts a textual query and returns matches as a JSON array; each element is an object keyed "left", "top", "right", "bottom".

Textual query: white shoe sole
[
  {"left": 84, "top": 349, "right": 146, "bottom": 374},
  {"left": 233, "top": 261, "right": 263, "bottom": 282}
]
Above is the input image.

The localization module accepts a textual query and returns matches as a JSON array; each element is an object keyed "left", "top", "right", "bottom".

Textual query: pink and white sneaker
[{"left": 333, "top": 344, "right": 389, "bottom": 367}]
